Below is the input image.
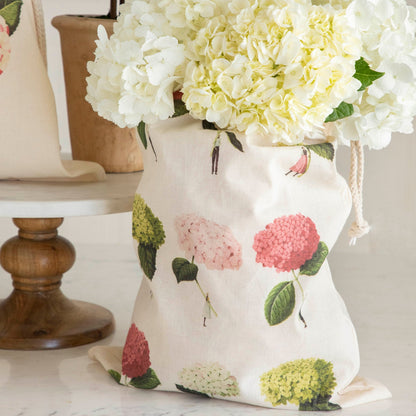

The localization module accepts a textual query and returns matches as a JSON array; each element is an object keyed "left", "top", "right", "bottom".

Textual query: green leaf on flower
[
  {"left": 300, "top": 396, "right": 341, "bottom": 411},
  {"left": 172, "top": 257, "right": 199, "bottom": 283},
  {"left": 325, "top": 102, "right": 354, "bottom": 123},
  {"left": 173, "top": 99, "right": 189, "bottom": 117},
  {"left": 137, "top": 121, "right": 147, "bottom": 149},
  {"left": 202, "top": 120, "right": 218, "bottom": 130},
  {"left": 306, "top": 143, "right": 334, "bottom": 161},
  {"left": 353, "top": 57, "right": 384, "bottom": 92},
  {"left": 108, "top": 369, "right": 122, "bottom": 384},
  {"left": 0, "top": 0, "right": 22, "bottom": 35},
  {"left": 300, "top": 241, "right": 329, "bottom": 276},
  {"left": 129, "top": 368, "right": 161, "bottom": 389},
  {"left": 138, "top": 243, "right": 157, "bottom": 280},
  {"left": 176, "top": 384, "right": 211, "bottom": 398},
  {"left": 226, "top": 131, "right": 244, "bottom": 152},
  {"left": 264, "top": 281, "right": 295, "bottom": 326}
]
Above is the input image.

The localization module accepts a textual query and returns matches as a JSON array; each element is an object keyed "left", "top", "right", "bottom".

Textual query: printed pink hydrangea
[
  {"left": 0, "top": 16, "right": 11, "bottom": 75},
  {"left": 175, "top": 214, "right": 242, "bottom": 270},
  {"left": 122, "top": 324, "right": 151, "bottom": 378},
  {"left": 253, "top": 214, "right": 320, "bottom": 273}
]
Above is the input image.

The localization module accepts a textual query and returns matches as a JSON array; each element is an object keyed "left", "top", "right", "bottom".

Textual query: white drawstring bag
[
  {"left": 90, "top": 115, "right": 390, "bottom": 410},
  {"left": 0, "top": 0, "right": 104, "bottom": 181}
]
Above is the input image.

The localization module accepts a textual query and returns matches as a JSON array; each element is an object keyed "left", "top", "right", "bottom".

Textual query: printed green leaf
[
  {"left": 137, "top": 121, "right": 147, "bottom": 149},
  {"left": 226, "top": 131, "right": 244, "bottom": 152},
  {"left": 173, "top": 99, "right": 189, "bottom": 117},
  {"left": 325, "top": 102, "right": 354, "bottom": 122},
  {"left": 300, "top": 241, "right": 329, "bottom": 276},
  {"left": 0, "top": 0, "right": 22, "bottom": 35},
  {"left": 176, "top": 384, "right": 211, "bottom": 398},
  {"left": 138, "top": 243, "right": 157, "bottom": 280},
  {"left": 172, "top": 257, "right": 198, "bottom": 283},
  {"left": 108, "top": 370, "right": 122, "bottom": 384},
  {"left": 264, "top": 281, "right": 295, "bottom": 326},
  {"left": 202, "top": 120, "right": 218, "bottom": 130},
  {"left": 354, "top": 57, "right": 384, "bottom": 91},
  {"left": 129, "top": 368, "right": 161, "bottom": 389},
  {"left": 307, "top": 143, "right": 334, "bottom": 161},
  {"left": 300, "top": 398, "right": 341, "bottom": 411}
]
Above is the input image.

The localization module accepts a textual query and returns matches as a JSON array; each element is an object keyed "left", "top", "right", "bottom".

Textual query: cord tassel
[{"left": 348, "top": 141, "right": 370, "bottom": 245}]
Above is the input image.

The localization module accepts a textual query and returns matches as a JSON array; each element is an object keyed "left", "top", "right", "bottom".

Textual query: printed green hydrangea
[
  {"left": 132, "top": 195, "right": 165, "bottom": 249},
  {"left": 260, "top": 358, "right": 337, "bottom": 408}
]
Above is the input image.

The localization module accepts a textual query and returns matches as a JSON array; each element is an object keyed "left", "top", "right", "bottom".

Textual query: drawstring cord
[
  {"left": 32, "top": 0, "right": 47, "bottom": 67},
  {"left": 348, "top": 141, "right": 370, "bottom": 245}
]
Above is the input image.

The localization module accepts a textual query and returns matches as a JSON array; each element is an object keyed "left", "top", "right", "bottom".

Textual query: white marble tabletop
[{"left": 0, "top": 172, "right": 142, "bottom": 218}]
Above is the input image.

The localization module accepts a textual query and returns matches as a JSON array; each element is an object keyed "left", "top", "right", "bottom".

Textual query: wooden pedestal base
[{"left": 0, "top": 218, "right": 115, "bottom": 350}]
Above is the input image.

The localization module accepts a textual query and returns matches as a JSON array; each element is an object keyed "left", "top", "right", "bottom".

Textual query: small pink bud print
[{"left": 286, "top": 147, "right": 309, "bottom": 176}]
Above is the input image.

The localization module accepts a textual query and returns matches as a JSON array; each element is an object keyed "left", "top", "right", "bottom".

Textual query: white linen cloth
[
  {"left": 0, "top": 0, "right": 104, "bottom": 181},
  {"left": 90, "top": 115, "right": 390, "bottom": 410}
]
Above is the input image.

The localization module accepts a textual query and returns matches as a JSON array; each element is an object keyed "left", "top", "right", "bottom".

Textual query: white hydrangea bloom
[
  {"left": 182, "top": 0, "right": 362, "bottom": 145},
  {"left": 326, "top": 0, "right": 416, "bottom": 149},
  {"left": 179, "top": 362, "right": 240, "bottom": 397},
  {"left": 86, "top": 1, "right": 185, "bottom": 128}
]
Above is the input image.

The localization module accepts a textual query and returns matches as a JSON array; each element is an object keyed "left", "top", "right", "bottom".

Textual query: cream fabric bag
[
  {"left": 90, "top": 115, "right": 390, "bottom": 410},
  {"left": 0, "top": 0, "right": 104, "bottom": 180}
]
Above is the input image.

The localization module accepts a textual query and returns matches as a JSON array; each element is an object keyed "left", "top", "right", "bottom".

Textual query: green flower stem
[
  {"left": 291, "top": 270, "right": 305, "bottom": 302},
  {"left": 195, "top": 279, "right": 218, "bottom": 317}
]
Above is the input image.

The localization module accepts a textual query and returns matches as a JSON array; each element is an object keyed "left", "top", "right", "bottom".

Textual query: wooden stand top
[{"left": 0, "top": 172, "right": 142, "bottom": 218}]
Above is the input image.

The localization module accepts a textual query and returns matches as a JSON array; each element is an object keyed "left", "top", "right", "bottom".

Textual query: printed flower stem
[
  {"left": 292, "top": 270, "right": 307, "bottom": 328},
  {"left": 148, "top": 134, "right": 158, "bottom": 162},
  {"left": 195, "top": 279, "right": 218, "bottom": 317},
  {"left": 211, "top": 132, "right": 221, "bottom": 175}
]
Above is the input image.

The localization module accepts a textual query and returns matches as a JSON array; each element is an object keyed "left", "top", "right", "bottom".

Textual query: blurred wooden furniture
[{"left": 0, "top": 172, "right": 141, "bottom": 350}]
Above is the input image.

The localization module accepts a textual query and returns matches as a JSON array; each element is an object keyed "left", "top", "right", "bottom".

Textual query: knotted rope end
[{"left": 348, "top": 220, "right": 370, "bottom": 246}]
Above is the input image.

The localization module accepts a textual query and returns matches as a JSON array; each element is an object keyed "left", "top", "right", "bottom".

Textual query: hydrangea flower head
[
  {"left": 122, "top": 324, "right": 151, "bottom": 378},
  {"left": 132, "top": 194, "right": 165, "bottom": 249},
  {"left": 326, "top": 0, "right": 416, "bottom": 149},
  {"left": 183, "top": 0, "right": 362, "bottom": 144},
  {"left": 86, "top": 1, "right": 185, "bottom": 128},
  {"left": 253, "top": 214, "right": 320, "bottom": 273},
  {"left": 0, "top": 16, "right": 11, "bottom": 75},
  {"left": 179, "top": 362, "right": 240, "bottom": 397},
  {"left": 260, "top": 358, "right": 337, "bottom": 407},
  {"left": 175, "top": 213, "right": 242, "bottom": 270}
]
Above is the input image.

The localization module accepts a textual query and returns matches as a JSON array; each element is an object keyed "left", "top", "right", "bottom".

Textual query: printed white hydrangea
[
  {"left": 178, "top": 362, "right": 240, "bottom": 397},
  {"left": 326, "top": 0, "right": 416, "bottom": 149},
  {"left": 86, "top": 0, "right": 185, "bottom": 128},
  {"left": 182, "top": 0, "right": 362, "bottom": 145},
  {"left": 0, "top": 16, "right": 11, "bottom": 75}
]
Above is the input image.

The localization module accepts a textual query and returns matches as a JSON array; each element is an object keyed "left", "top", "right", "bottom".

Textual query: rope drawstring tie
[
  {"left": 348, "top": 140, "right": 370, "bottom": 245},
  {"left": 32, "top": 0, "right": 47, "bottom": 67}
]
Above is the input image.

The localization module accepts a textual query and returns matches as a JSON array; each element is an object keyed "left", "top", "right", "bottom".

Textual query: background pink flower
[
  {"left": 0, "top": 16, "right": 10, "bottom": 75},
  {"left": 175, "top": 214, "right": 242, "bottom": 270},
  {"left": 122, "top": 324, "right": 151, "bottom": 378},
  {"left": 253, "top": 214, "right": 320, "bottom": 273}
]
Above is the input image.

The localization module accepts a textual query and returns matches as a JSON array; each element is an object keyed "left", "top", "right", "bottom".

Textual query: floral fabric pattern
[
  {"left": 260, "top": 358, "right": 340, "bottom": 411},
  {"left": 254, "top": 214, "right": 320, "bottom": 273},
  {"left": 175, "top": 213, "right": 242, "bottom": 270},
  {"left": 0, "top": 16, "right": 10, "bottom": 75},
  {"left": 172, "top": 213, "right": 242, "bottom": 325},
  {"left": 122, "top": 323, "right": 151, "bottom": 378},
  {"left": 176, "top": 362, "right": 240, "bottom": 398},
  {"left": 254, "top": 214, "right": 328, "bottom": 327},
  {"left": 132, "top": 194, "right": 166, "bottom": 280}
]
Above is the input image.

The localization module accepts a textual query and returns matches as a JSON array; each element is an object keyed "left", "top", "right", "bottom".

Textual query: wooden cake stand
[{"left": 0, "top": 173, "right": 141, "bottom": 350}]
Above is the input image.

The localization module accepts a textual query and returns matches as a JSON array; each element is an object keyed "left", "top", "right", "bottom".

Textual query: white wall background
[{"left": 0, "top": 0, "right": 415, "bottom": 259}]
